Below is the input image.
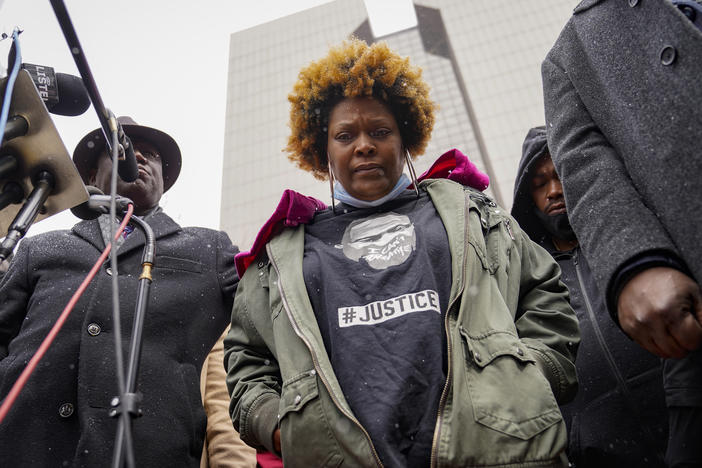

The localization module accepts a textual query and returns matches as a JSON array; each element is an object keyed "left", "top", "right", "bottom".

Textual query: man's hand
[{"left": 618, "top": 267, "right": 702, "bottom": 358}]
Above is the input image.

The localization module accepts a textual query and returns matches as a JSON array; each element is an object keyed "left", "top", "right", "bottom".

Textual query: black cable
[
  {"left": 106, "top": 117, "right": 135, "bottom": 468},
  {"left": 111, "top": 214, "right": 155, "bottom": 468}
]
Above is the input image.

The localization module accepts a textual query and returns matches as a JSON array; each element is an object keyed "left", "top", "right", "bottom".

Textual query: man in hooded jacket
[{"left": 511, "top": 126, "right": 668, "bottom": 467}]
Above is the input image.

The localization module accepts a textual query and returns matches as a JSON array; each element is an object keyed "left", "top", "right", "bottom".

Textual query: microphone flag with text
[{"left": 20, "top": 63, "right": 91, "bottom": 116}]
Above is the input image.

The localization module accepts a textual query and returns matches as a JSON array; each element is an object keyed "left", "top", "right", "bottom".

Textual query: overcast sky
[{"left": 0, "top": 0, "right": 416, "bottom": 238}]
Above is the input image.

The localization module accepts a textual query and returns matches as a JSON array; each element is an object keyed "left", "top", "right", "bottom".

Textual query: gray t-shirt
[{"left": 303, "top": 191, "right": 451, "bottom": 468}]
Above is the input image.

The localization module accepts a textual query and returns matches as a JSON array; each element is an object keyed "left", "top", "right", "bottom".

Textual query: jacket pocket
[
  {"left": 279, "top": 370, "right": 343, "bottom": 467},
  {"left": 279, "top": 370, "right": 319, "bottom": 419},
  {"left": 460, "top": 327, "right": 562, "bottom": 440},
  {"left": 155, "top": 255, "right": 203, "bottom": 273}
]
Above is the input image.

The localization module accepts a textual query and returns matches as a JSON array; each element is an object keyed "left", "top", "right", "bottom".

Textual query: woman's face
[{"left": 327, "top": 96, "right": 404, "bottom": 201}]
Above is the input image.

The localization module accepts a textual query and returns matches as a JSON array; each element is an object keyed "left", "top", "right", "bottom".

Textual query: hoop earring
[
  {"left": 327, "top": 157, "right": 337, "bottom": 214},
  {"left": 405, "top": 149, "right": 420, "bottom": 198}
]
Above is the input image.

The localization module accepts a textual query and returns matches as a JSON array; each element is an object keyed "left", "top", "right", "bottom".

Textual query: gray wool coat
[
  {"left": 542, "top": 0, "right": 702, "bottom": 308},
  {"left": 542, "top": 0, "right": 702, "bottom": 409},
  {"left": 0, "top": 211, "right": 238, "bottom": 467}
]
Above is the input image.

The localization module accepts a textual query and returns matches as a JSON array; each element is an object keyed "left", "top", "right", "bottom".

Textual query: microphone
[
  {"left": 114, "top": 121, "right": 138, "bottom": 183},
  {"left": 70, "top": 185, "right": 132, "bottom": 220},
  {"left": 20, "top": 63, "right": 90, "bottom": 116}
]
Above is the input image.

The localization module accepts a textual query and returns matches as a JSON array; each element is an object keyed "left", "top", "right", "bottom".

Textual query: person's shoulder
[
  {"left": 8, "top": 228, "right": 80, "bottom": 263},
  {"left": 573, "top": 0, "right": 605, "bottom": 15},
  {"left": 179, "top": 225, "right": 226, "bottom": 236},
  {"left": 23, "top": 228, "right": 77, "bottom": 247},
  {"left": 177, "top": 226, "right": 238, "bottom": 254},
  {"left": 178, "top": 226, "right": 233, "bottom": 242}
]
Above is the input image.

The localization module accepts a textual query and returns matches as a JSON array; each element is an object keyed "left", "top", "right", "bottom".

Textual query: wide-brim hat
[{"left": 72, "top": 116, "right": 182, "bottom": 192}]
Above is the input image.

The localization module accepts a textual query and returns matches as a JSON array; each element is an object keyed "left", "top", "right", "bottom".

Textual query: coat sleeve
[
  {"left": 510, "top": 218, "right": 580, "bottom": 404},
  {"left": 215, "top": 231, "right": 240, "bottom": 314},
  {"left": 200, "top": 329, "right": 257, "bottom": 468},
  {"left": 0, "top": 240, "right": 32, "bottom": 359},
  {"left": 541, "top": 55, "right": 678, "bottom": 305},
  {"left": 223, "top": 256, "right": 281, "bottom": 455}
]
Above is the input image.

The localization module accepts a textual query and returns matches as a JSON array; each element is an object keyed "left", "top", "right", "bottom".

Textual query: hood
[{"left": 510, "top": 125, "right": 551, "bottom": 244}]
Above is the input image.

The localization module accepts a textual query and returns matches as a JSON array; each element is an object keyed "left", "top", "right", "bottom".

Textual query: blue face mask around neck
[{"left": 333, "top": 173, "right": 412, "bottom": 208}]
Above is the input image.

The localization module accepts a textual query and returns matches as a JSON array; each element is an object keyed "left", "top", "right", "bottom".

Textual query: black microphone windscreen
[
  {"left": 21, "top": 63, "right": 90, "bottom": 117},
  {"left": 70, "top": 185, "right": 104, "bottom": 220},
  {"left": 117, "top": 135, "right": 139, "bottom": 183},
  {"left": 53, "top": 72, "right": 90, "bottom": 116}
]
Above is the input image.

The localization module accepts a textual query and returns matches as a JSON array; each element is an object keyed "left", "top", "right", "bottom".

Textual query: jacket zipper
[
  {"left": 505, "top": 218, "right": 515, "bottom": 240},
  {"left": 429, "top": 192, "right": 470, "bottom": 468},
  {"left": 574, "top": 251, "right": 664, "bottom": 462},
  {"left": 574, "top": 251, "right": 629, "bottom": 392},
  {"left": 266, "top": 243, "right": 384, "bottom": 468}
]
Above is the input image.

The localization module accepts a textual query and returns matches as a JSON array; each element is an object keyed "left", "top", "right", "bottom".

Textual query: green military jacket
[{"left": 225, "top": 178, "right": 579, "bottom": 467}]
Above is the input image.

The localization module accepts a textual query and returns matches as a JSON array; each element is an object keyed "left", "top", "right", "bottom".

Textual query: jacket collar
[{"left": 72, "top": 210, "right": 182, "bottom": 257}]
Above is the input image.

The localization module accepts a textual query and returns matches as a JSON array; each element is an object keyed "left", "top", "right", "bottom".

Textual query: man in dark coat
[
  {"left": 0, "top": 117, "right": 239, "bottom": 467},
  {"left": 512, "top": 126, "right": 668, "bottom": 467},
  {"left": 542, "top": 1, "right": 702, "bottom": 466}
]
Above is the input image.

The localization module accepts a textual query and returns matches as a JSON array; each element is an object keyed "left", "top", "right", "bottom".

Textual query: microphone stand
[
  {"left": 49, "top": 0, "right": 111, "bottom": 150},
  {"left": 109, "top": 214, "right": 156, "bottom": 468},
  {"left": 49, "top": 0, "right": 135, "bottom": 168},
  {"left": 49, "top": 2, "right": 143, "bottom": 465}
]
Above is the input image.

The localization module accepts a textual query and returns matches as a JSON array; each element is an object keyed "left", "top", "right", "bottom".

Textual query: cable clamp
[{"left": 108, "top": 392, "right": 143, "bottom": 418}]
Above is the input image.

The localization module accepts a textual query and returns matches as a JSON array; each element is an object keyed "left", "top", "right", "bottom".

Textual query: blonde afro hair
[{"left": 285, "top": 38, "right": 436, "bottom": 180}]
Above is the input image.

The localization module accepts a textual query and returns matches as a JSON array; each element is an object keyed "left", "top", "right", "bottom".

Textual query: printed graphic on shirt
[
  {"left": 335, "top": 212, "right": 416, "bottom": 270},
  {"left": 338, "top": 289, "right": 440, "bottom": 328}
]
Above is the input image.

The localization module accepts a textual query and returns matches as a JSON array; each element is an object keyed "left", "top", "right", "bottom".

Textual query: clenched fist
[{"left": 618, "top": 267, "right": 702, "bottom": 358}]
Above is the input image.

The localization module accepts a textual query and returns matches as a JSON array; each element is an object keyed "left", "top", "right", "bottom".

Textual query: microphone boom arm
[{"left": 49, "top": 0, "right": 138, "bottom": 182}]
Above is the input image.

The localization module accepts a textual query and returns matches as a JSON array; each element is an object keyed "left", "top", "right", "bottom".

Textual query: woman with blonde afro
[{"left": 225, "top": 38, "right": 579, "bottom": 468}]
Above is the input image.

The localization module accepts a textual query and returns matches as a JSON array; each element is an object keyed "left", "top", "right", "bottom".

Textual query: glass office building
[{"left": 220, "top": 0, "right": 574, "bottom": 247}]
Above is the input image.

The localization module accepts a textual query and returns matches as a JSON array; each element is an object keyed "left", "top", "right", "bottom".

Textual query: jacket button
[
  {"left": 87, "top": 323, "right": 101, "bottom": 336},
  {"left": 660, "top": 46, "right": 677, "bottom": 66},
  {"left": 293, "top": 395, "right": 302, "bottom": 405},
  {"left": 517, "top": 348, "right": 524, "bottom": 356},
  {"left": 106, "top": 267, "right": 113, "bottom": 276},
  {"left": 628, "top": 0, "right": 639, "bottom": 6},
  {"left": 257, "top": 261, "right": 265, "bottom": 268},
  {"left": 59, "top": 403, "right": 74, "bottom": 418},
  {"left": 679, "top": 5, "right": 697, "bottom": 22},
  {"left": 474, "top": 352, "right": 481, "bottom": 362}
]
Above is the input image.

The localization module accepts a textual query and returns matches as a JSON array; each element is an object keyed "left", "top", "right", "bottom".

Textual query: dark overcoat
[
  {"left": 542, "top": 0, "right": 702, "bottom": 409},
  {"left": 542, "top": 0, "right": 702, "bottom": 304},
  {"left": 0, "top": 211, "right": 238, "bottom": 467}
]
